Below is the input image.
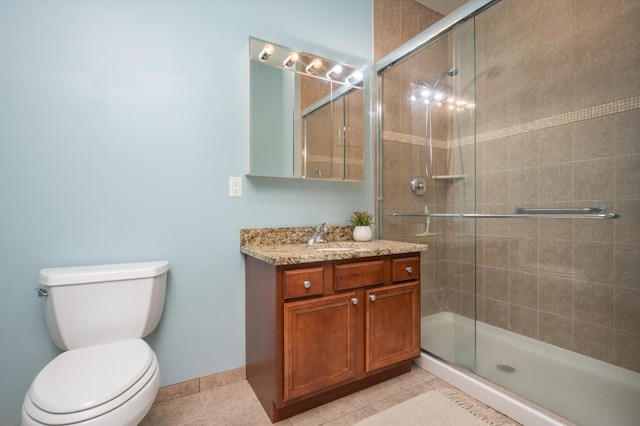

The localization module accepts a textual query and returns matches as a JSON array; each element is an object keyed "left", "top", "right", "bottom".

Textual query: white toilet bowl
[
  {"left": 21, "top": 339, "right": 159, "bottom": 426},
  {"left": 21, "top": 261, "right": 169, "bottom": 426}
]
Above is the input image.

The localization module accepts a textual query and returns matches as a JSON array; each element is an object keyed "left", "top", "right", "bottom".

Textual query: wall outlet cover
[{"left": 229, "top": 176, "right": 242, "bottom": 197}]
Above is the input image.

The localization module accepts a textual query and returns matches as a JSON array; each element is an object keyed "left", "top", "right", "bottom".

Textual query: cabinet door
[
  {"left": 365, "top": 282, "right": 420, "bottom": 372},
  {"left": 283, "top": 293, "right": 358, "bottom": 401}
]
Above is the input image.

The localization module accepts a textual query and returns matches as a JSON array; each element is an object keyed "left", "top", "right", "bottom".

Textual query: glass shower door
[
  {"left": 378, "top": 18, "right": 477, "bottom": 371},
  {"left": 377, "top": 0, "right": 638, "bottom": 424}
]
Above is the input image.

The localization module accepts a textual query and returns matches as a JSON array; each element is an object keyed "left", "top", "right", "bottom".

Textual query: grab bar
[
  {"left": 390, "top": 205, "right": 619, "bottom": 220},
  {"left": 513, "top": 205, "right": 605, "bottom": 215}
]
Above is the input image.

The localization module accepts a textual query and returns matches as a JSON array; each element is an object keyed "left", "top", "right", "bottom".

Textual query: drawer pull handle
[
  {"left": 406, "top": 266, "right": 413, "bottom": 274},
  {"left": 351, "top": 297, "right": 359, "bottom": 305},
  {"left": 303, "top": 280, "right": 311, "bottom": 289},
  {"left": 369, "top": 294, "right": 376, "bottom": 302}
]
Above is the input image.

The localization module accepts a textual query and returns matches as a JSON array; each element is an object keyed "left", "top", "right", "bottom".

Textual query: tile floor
[{"left": 140, "top": 365, "right": 520, "bottom": 425}]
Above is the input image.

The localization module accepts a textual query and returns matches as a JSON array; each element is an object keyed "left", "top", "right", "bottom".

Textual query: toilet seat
[{"left": 22, "top": 339, "right": 158, "bottom": 425}]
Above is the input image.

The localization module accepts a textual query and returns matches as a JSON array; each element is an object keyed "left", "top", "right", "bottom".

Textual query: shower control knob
[
  {"left": 406, "top": 266, "right": 413, "bottom": 274},
  {"left": 369, "top": 294, "right": 376, "bottom": 302},
  {"left": 303, "top": 280, "right": 311, "bottom": 289},
  {"left": 410, "top": 177, "right": 426, "bottom": 196},
  {"left": 351, "top": 297, "right": 359, "bottom": 305}
]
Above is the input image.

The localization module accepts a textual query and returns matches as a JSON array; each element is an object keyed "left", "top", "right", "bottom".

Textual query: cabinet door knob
[
  {"left": 351, "top": 297, "right": 358, "bottom": 305},
  {"left": 369, "top": 294, "right": 376, "bottom": 302},
  {"left": 406, "top": 266, "right": 413, "bottom": 274},
  {"left": 303, "top": 280, "right": 311, "bottom": 289}
]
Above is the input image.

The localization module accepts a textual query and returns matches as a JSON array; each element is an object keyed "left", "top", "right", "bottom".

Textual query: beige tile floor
[{"left": 140, "top": 365, "right": 520, "bottom": 426}]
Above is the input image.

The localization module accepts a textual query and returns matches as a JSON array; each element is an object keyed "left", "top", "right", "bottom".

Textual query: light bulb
[
  {"left": 305, "top": 58, "right": 322, "bottom": 74},
  {"left": 258, "top": 44, "right": 274, "bottom": 62},
  {"left": 326, "top": 64, "right": 343, "bottom": 79},
  {"left": 283, "top": 52, "right": 299, "bottom": 68},
  {"left": 345, "top": 70, "right": 363, "bottom": 85}
]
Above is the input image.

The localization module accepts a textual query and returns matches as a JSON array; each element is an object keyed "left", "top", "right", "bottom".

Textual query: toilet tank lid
[{"left": 39, "top": 261, "right": 170, "bottom": 286}]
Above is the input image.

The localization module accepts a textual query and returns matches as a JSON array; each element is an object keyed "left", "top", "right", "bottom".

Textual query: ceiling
[{"left": 414, "top": 0, "right": 469, "bottom": 16}]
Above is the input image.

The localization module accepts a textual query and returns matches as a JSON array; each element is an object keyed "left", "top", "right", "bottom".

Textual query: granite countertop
[{"left": 240, "top": 227, "right": 428, "bottom": 266}]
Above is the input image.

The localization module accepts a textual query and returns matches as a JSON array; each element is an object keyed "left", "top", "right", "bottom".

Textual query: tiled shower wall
[{"left": 377, "top": 0, "right": 640, "bottom": 373}]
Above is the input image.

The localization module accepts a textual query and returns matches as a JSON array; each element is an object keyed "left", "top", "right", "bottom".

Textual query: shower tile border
[
  {"left": 382, "top": 95, "right": 640, "bottom": 147},
  {"left": 381, "top": 131, "right": 449, "bottom": 149},
  {"left": 476, "top": 96, "right": 640, "bottom": 145}
]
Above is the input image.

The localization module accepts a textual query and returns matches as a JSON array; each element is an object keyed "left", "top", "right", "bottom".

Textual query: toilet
[{"left": 21, "top": 260, "right": 170, "bottom": 426}]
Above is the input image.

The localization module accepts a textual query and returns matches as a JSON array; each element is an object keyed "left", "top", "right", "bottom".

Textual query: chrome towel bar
[
  {"left": 390, "top": 205, "right": 619, "bottom": 220},
  {"left": 513, "top": 205, "right": 606, "bottom": 215}
]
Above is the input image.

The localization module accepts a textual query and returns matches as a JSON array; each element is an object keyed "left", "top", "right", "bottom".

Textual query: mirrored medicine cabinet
[{"left": 247, "top": 37, "right": 365, "bottom": 181}]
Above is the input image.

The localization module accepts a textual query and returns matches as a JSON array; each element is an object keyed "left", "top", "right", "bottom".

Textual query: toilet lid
[{"left": 30, "top": 339, "right": 153, "bottom": 414}]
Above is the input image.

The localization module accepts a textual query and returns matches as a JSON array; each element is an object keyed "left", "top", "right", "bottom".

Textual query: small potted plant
[{"left": 349, "top": 211, "right": 374, "bottom": 241}]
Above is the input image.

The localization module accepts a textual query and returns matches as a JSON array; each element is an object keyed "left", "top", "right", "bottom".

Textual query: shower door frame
[{"left": 374, "top": 0, "right": 495, "bottom": 376}]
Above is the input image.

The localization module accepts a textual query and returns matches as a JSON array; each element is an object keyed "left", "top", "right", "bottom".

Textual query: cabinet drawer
[
  {"left": 334, "top": 260, "right": 384, "bottom": 291},
  {"left": 283, "top": 267, "right": 324, "bottom": 299},
  {"left": 392, "top": 256, "right": 419, "bottom": 282}
]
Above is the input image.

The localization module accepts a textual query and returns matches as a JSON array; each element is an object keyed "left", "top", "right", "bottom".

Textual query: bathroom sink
[{"left": 314, "top": 247, "right": 355, "bottom": 252}]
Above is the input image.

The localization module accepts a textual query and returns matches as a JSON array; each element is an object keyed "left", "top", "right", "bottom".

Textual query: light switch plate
[{"left": 229, "top": 176, "right": 242, "bottom": 198}]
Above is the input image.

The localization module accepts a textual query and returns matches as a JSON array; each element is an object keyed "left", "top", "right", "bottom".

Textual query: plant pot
[{"left": 353, "top": 225, "right": 372, "bottom": 242}]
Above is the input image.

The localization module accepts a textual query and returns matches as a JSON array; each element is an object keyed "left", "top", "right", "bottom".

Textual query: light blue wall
[{"left": 0, "top": 1, "right": 373, "bottom": 424}]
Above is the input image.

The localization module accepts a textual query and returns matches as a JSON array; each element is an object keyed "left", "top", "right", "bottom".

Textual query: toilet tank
[{"left": 38, "top": 261, "right": 170, "bottom": 351}]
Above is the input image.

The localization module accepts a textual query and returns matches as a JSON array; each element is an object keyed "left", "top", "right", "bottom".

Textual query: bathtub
[{"left": 415, "top": 312, "right": 640, "bottom": 426}]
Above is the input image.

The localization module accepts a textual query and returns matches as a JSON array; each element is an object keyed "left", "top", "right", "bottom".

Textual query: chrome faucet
[{"left": 308, "top": 222, "right": 328, "bottom": 245}]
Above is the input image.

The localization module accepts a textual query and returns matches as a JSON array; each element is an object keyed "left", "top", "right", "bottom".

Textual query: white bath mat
[{"left": 355, "top": 390, "right": 493, "bottom": 426}]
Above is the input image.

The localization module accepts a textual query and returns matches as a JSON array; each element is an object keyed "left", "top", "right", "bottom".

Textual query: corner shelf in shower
[{"left": 431, "top": 175, "right": 466, "bottom": 180}]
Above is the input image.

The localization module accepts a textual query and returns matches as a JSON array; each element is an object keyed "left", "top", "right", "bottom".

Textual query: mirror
[{"left": 247, "top": 37, "right": 365, "bottom": 181}]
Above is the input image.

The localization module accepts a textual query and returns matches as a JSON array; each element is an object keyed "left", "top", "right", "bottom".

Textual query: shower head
[
  {"left": 432, "top": 67, "right": 459, "bottom": 90},
  {"left": 410, "top": 67, "right": 461, "bottom": 104}
]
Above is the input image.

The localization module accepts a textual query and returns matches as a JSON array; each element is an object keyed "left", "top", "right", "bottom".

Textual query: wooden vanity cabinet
[
  {"left": 283, "top": 292, "right": 358, "bottom": 401},
  {"left": 245, "top": 253, "right": 420, "bottom": 423}
]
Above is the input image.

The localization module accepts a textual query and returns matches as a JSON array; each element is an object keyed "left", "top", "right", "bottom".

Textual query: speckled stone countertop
[{"left": 240, "top": 226, "right": 428, "bottom": 266}]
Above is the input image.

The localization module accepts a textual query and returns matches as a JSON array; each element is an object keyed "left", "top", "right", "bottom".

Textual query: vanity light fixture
[
  {"left": 326, "top": 64, "right": 343, "bottom": 79},
  {"left": 305, "top": 58, "right": 322, "bottom": 74},
  {"left": 345, "top": 70, "right": 364, "bottom": 85},
  {"left": 259, "top": 44, "right": 275, "bottom": 62},
  {"left": 283, "top": 52, "right": 299, "bottom": 68}
]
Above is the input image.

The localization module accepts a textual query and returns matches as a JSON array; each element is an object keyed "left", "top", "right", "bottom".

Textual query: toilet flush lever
[{"left": 35, "top": 288, "right": 48, "bottom": 297}]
